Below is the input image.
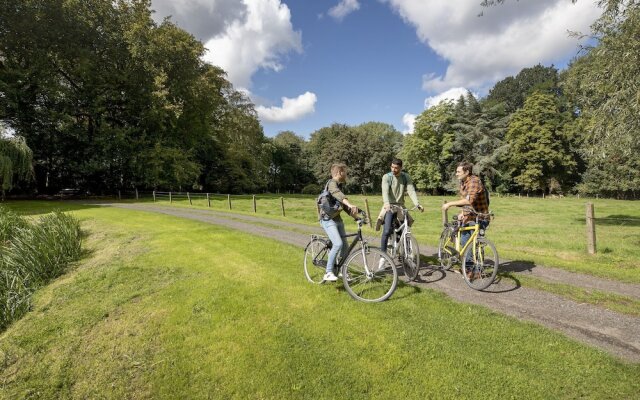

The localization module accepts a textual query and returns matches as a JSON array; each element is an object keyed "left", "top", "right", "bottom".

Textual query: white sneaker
[{"left": 323, "top": 272, "right": 338, "bottom": 282}]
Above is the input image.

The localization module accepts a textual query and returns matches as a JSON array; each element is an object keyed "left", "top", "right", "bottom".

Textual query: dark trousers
[{"left": 380, "top": 211, "right": 397, "bottom": 252}]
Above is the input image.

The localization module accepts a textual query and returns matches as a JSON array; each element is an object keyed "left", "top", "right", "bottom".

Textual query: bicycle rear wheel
[
  {"left": 402, "top": 235, "right": 420, "bottom": 281},
  {"left": 461, "top": 237, "right": 499, "bottom": 291},
  {"left": 438, "top": 226, "right": 456, "bottom": 270},
  {"left": 303, "top": 238, "right": 330, "bottom": 284},
  {"left": 342, "top": 247, "right": 397, "bottom": 302}
]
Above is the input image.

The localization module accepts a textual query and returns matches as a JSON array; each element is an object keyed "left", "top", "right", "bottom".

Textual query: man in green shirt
[{"left": 379, "top": 158, "right": 423, "bottom": 253}]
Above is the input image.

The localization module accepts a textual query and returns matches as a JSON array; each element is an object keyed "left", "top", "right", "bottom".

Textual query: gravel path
[{"left": 103, "top": 203, "right": 640, "bottom": 363}]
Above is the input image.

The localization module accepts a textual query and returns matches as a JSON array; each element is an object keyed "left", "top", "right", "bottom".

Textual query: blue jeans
[
  {"left": 320, "top": 218, "right": 349, "bottom": 274},
  {"left": 460, "top": 220, "right": 490, "bottom": 263}
]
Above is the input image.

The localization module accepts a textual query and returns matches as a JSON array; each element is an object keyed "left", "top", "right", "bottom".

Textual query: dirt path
[{"left": 104, "top": 203, "right": 640, "bottom": 363}]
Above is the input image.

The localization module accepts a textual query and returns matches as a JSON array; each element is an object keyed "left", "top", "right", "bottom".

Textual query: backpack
[
  {"left": 480, "top": 176, "right": 490, "bottom": 207},
  {"left": 317, "top": 180, "right": 342, "bottom": 219}
]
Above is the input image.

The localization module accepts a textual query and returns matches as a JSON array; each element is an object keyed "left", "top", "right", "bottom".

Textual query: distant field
[
  {"left": 140, "top": 193, "right": 640, "bottom": 283},
  {"left": 1, "top": 202, "right": 638, "bottom": 399}
]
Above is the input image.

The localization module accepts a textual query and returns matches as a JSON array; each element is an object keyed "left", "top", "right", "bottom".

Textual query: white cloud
[
  {"left": 329, "top": 0, "right": 361, "bottom": 21},
  {"left": 256, "top": 92, "right": 318, "bottom": 123},
  {"left": 151, "top": 0, "right": 247, "bottom": 41},
  {"left": 202, "top": 0, "right": 302, "bottom": 90},
  {"left": 424, "top": 87, "right": 473, "bottom": 109},
  {"left": 402, "top": 113, "right": 416, "bottom": 134},
  {"left": 384, "top": 0, "right": 601, "bottom": 93}
]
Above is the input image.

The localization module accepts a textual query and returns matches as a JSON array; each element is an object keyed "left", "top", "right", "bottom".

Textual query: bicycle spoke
[
  {"left": 304, "top": 238, "right": 329, "bottom": 284},
  {"left": 462, "top": 238, "right": 499, "bottom": 290},
  {"left": 343, "top": 248, "right": 398, "bottom": 302}
]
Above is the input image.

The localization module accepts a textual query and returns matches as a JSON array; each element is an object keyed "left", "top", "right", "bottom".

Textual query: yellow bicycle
[{"left": 437, "top": 207, "right": 499, "bottom": 290}]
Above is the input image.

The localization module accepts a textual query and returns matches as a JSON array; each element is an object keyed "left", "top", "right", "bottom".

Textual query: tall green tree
[
  {"left": 401, "top": 102, "right": 456, "bottom": 194},
  {"left": 307, "top": 122, "right": 402, "bottom": 194},
  {"left": 485, "top": 64, "right": 560, "bottom": 113},
  {"left": 0, "top": 135, "right": 33, "bottom": 197},
  {"left": 562, "top": 0, "right": 640, "bottom": 198},
  {"left": 0, "top": 0, "right": 267, "bottom": 194},
  {"left": 504, "top": 92, "right": 577, "bottom": 193}
]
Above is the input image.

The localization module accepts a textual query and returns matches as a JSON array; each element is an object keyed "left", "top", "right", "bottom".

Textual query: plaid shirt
[{"left": 460, "top": 175, "right": 489, "bottom": 223}]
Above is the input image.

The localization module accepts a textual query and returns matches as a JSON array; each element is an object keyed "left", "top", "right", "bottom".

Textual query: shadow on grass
[
  {"left": 573, "top": 215, "right": 640, "bottom": 227},
  {"left": 596, "top": 215, "right": 640, "bottom": 227},
  {"left": 500, "top": 259, "right": 537, "bottom": 273},
  {"left": 483, "top": 272, "right": 521, "bottom": 293},
  {"left": 3, "top": 199, "right": 108, "bottom": 216}
]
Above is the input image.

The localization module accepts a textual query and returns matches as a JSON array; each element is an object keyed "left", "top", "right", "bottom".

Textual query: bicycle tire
[
  {"left": 402, "top": 234, "right": 420, "bottom": 281},
  {"left": 437, "top": 226, "right": 456, "bottom": 270},
  {"left": 461, "top": 237, "right": 499, "bottom": 291},
  {"left": 342, "top": 247, "right": 398, "bottom": 302},
  {"left": 303, "top": 238, "right": 330, "bottom": 284}
]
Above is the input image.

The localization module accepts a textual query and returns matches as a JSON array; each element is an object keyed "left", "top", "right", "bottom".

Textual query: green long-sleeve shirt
[{"left": 381, "top": 172, "right": 420, "bottom": 207}]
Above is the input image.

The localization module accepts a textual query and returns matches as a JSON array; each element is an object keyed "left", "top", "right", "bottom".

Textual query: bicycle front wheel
[
  {"left": 438, "top": 226, "right": 456, "bottom": 270},
  {"left": 342, "top": 247, "right": 398, "bottom": 302},
  {"left": 402, "top": 235, "right": 420, "bottom": 281},
  {"left": 303, "top": 238, "right": 330, "bottom": 284},
  {"left": 461, "top": 237, "right": 499, "bottom": 291}
]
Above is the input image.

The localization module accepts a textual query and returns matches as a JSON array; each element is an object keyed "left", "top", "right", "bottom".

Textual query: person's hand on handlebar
[{"left": 417, "top": 204, "right": 424, "bottom": 213}]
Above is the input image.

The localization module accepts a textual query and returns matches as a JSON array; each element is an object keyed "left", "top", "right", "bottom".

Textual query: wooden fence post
[
  {"left": 207, "top": 193, "right": 211, "bottom": 207},
  {"left": 118, "top": 190, "right": 121, "bottom": 200},
  {"left": 135, "top": 188, "right": 139, "bottom": 200},
  {"left": 441, "top": 199, "right": 448, "bottom": 226},
  {"left": 364, "top": 198, "right": 372, "bottom": 228},
  {"left": 253, "top": 195, "right": 257, "bottom": 213},
  {"left": 586, "top": 202, "right": 596, "bottom": 254},
  {"left": 169, "top": 192, "right": 172, "bottom": 203},
  {"left": 280, "top": 197, "right": 285, "bottom": 217},
  {"left": 227, "top": 194, "right": 232, "bottom": 210},
  {"left": 153, "top": 190, "right": 156, "bottom": 202},
  {"left": 187, "top": 192, "right": 192, "bottom": 205}
]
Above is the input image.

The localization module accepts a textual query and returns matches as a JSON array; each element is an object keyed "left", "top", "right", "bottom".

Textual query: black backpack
[
  {"left": 480, "top": 176, "right": 490, "bottom": 207},
  {"left": 317, "top": 180, "right": 342, "bottom": 219}
]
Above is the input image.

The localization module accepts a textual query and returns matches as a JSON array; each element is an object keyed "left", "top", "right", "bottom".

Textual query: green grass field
[
  {"left": 146, "top": 193, "right": 640, "bottom": 283},
  {"left": 0, "top": 201, "right": 638, "bottom": 399}
]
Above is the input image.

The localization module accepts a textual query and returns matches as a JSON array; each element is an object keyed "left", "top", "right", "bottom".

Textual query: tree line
[{"left": 1, "top": 0, "right": 638, "bottom": 198}]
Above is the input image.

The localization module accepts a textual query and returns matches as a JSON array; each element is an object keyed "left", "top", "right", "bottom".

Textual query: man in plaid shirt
[{"left": 442, "top": 162, "right": 490, "bottom": 272}]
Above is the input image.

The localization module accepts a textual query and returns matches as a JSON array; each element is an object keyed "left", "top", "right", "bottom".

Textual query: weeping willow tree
[{"left": 0, "top": 135, "right": 34, "bottom": 199}]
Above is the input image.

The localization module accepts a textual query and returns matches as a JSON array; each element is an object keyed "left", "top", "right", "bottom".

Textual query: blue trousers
[{"left": 320, "top": 218, "right": 349, "bottom": 274}]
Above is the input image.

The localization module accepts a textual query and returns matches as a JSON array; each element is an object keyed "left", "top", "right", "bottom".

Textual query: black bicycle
[{"left": 303, "top": 210, "right": 398, "bottom": 302}]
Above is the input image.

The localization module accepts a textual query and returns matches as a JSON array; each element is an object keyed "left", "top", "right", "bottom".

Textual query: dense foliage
[
  {"left": 0, "top": 0, "right": 267, "bottom": 194},
  {"left": 0, "top": 207, "right": 82, "bottom": 330},
  {"left": 0, "top": 0, "right": 637, "bottom": 198}
]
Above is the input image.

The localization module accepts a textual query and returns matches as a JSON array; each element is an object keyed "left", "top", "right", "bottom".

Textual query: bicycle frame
[
  {"left": 388, "top": 205, "right": 417, "bottom": 258},
  {"left": 311, "top": 218, "right": 373, "bottom": 273}
]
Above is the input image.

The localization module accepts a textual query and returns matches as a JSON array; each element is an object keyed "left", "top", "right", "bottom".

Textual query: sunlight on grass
[{"left": 0, "top": 203, "right": 638, "bottom": 399}]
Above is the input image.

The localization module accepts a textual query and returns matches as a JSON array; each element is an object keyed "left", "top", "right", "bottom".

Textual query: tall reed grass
[{"left": 0, "top": 206, "right": 82, "bottom": 330}]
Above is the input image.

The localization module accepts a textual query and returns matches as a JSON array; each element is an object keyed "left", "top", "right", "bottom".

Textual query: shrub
[
  {"left": 0, "top": 210, "right": 82, "bottom": 330},
  {"left": 301, "top": 184, "right": 321, "bottom": 195}
]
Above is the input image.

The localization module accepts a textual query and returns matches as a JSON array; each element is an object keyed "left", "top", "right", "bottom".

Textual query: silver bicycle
[
  {"left": 304, "top": 211, "right": 398, "bottom": 302},
  {"left": 386, "top": 205, "right": 421, "bottom": 281}
]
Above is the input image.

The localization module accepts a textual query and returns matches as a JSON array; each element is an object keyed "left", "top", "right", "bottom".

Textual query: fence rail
[{"left": 113, "top": 190, "right": 625, "bottom": 255}]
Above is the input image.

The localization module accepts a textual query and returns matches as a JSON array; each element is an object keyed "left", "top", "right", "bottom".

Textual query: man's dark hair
[
  {"left": 458, "top": 161, "right": 473, "bottom": 175},
  {"left": 391, "top": 158, "right": 403, "bottom": 167}
]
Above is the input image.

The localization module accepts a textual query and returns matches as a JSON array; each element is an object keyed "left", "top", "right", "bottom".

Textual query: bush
[
  {"left": 301, "top": 184, "right": 321, "bottom": 195},
  {"left": 0, "top": 210, "right": 82, "bottom": 330}
]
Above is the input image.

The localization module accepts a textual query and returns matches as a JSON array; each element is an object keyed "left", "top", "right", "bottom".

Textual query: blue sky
[{"left": 150, "top": 0, "right": 602, "bottom": 138}]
